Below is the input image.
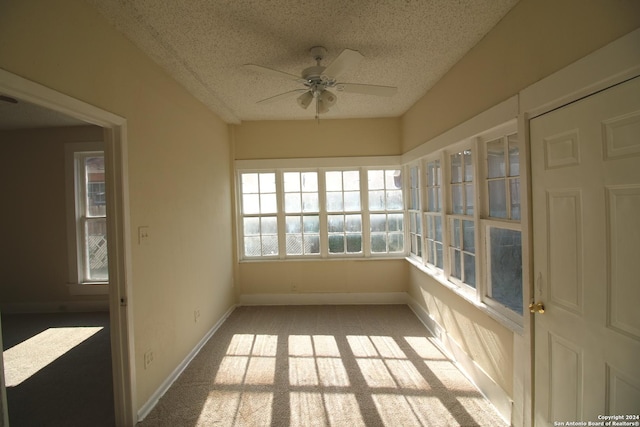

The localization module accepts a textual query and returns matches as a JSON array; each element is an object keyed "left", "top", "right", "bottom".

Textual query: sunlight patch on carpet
[{"left": 3, "top": 326, "right": 103, "bottom": 386}]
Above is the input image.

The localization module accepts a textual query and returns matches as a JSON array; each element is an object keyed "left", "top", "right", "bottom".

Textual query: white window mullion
[
  {"left": 471, "top": 137, "right": 482, "bottom": 303},
  {"left": 360, "top": 168, "right": 371, "bottom": 257},
  {"left": 276, "top": 171, "right": 286, "bottom": 259},
  {"left": 318, "top": 169, "right": 328, "bottom": 258}
]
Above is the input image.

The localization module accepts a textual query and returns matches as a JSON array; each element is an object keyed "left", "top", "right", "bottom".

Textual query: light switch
[{"left": 138, "top": 226, "right": 150, "bottom": 245}]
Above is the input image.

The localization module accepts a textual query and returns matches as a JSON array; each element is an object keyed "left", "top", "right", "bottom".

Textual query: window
[
  {"left": 237, "top": 163, "right": 405, "bottom": 260},
  {"left": 284, "top": 172, "right": 320, "bottom": 256},
  {"left": 483, "top": 133, "right": 523, "bottom": 317},
  {"left": 241, "top": 172, "right": 279, "bottom": 257},
  {"left": 408, "top": 164, "right": 422, "bottom": 259},
  {"left": 424, "top": 160, "right": 443, "bottom": 269},
  {"left": 368, "top": 169, "right": 404, "bottom": 254},
  {"left": 447, "top": 149, "right": 475, "bottom": 289},
  {"left": 326, "top": 170, "right": 362, "bottom": 254}
]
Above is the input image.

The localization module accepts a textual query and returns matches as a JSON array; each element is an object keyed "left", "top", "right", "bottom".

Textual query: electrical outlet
[
  {"left": 194, "top": 309, "right": 200, "bottom": 323},
  {"left": 292, "top": 284, "right": 298, "bottom": 292},
  {"left": 138, "top": 226, "right": 150, "bottom": 245},
  {"left": 144, "top": 351, "right": 154, "bottom": 369}
]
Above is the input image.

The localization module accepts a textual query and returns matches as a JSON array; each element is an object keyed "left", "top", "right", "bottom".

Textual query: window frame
[{"left": 65, "top": 142, "right": 109, "bottom": 295}]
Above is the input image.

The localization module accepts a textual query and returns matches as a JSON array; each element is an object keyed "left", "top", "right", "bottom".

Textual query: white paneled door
[{"left": 531, "top": 76, "right": 640, "bottom": 426}]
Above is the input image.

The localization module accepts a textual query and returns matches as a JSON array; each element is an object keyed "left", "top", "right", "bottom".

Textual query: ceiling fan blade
[
  {"left": 336, "top": 83, "right": 397, "bottom": 97},
  {"left": 244, "top": 64, "right": 304, "bottom": 82},
  {"left": 257, "top": 89, "right": 308, "bottom": 105},
  {"left": 0, "top": 94, "right": 18, "bottom": 104},
  {"left": 322, "top": 49, "right": 363, "bottom": 78}
]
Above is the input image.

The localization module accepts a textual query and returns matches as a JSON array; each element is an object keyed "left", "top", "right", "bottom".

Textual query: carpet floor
[
  {"left": 139, "top": 305, "right": 507, "bottom": 427},
  {"left": 1, "top": 311, "right": 114, "bottom": 426}
]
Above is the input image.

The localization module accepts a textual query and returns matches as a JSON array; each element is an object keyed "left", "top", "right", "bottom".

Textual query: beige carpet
[{"left": 139, "top": 305, "right": 507, "bottom": 427}]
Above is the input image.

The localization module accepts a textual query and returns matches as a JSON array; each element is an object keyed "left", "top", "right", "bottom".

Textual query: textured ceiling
[{"left": 86, "top": 1, "right": 516, "bottom": 124}]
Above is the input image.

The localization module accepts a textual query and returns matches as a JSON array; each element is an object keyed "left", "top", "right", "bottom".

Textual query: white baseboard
[
  {"left": 407, "top": 295, "right": 513, "bottom": 425},
  {"left": 238, "top": 292, "right": 409, "bottom": 306},
  {"left": 0, "top": 300, "right": 109, "bottom": 313},
  {"left": 136, "top": 304, "right": 237, "bottom": 422}
]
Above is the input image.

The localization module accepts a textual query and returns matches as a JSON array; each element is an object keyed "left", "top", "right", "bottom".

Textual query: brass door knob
[{"left": 529, "top": 302, "right": 545, "bottom": 314}]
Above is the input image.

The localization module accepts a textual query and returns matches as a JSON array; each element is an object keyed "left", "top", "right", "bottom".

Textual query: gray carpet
[
  {"left": 139, "top": 305, "right": 507, "bottom": 426},
  {"left": 1, "top": 312, "right": 114, "bottom": 427}
]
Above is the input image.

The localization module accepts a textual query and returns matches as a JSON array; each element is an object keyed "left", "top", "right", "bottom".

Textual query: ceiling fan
[{"left": 245, "top": 46, "right": 397, "bottom": 119}]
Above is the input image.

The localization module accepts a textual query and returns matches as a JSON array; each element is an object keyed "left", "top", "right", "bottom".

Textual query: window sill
[
  {"left": 68, "top": 283, "right": 109, "bottom": 296},
  {"left": 239, "top": 255, "right": 407, "bottom": 263},
  {"left": 405, "top": 257, "right": 524, "bottom": 335}
]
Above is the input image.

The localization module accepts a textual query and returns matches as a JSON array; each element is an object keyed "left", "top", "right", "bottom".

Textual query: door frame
[
  {"left": 0, "top": 68, "right": 136, "bottom": 426},
  {"left": 517, "top": 28, "right": 640, "bottom": 427}
]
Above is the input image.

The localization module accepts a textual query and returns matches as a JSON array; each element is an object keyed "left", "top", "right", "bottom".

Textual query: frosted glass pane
[
  {"left": 488, "top": 180, "right": 507, "bottom": 218},
  {"left": 388, "top": 214, "right": 403, "bottom": 232},
  {"left": 259, "top": 173, "right": 276, "bottom": 193},
  {"left": 489, "top": 228, "right": 523, "bottom": 314},
  {"left": 386, "top": 190, "right": 403, "bottom": 210},
  {"left": 345, "top": 215, "right": 362, "bottom": 232},
  {"left": 285, "top": 193, "right": 302, "bottom": 213},
  {"left": 371, "top": 234, "right": 386, "bottom": 253},
  {"left": 370, "top": 214, "right": 386, "bottom": 232},
  {"left": 244, "top": 217, "right": 260, "bottom": 235},
  {"left": 346, "top": 234, "right": 362, "bottom": 253},
  {"left": 284, "top": 172, "right": 300, "bottom": 192},
  {"left": 369, "top": 190, "right": 385, "bottom": 210},
  {"left": 450, "top": 153, "right": 462, "bottom": 183},
  {"left": 241, "top": 173, "right": 259, "bottom": 194},
  {"left": 326, "top": 171, "right": 343, "bottom": 191},
  {"left": 326, "top": 192, "right": 343, "bottom": 212},
  {"left": 463, "top": 220, "right": 474, "bottom": 253},
  {"left": 368, "top": 170, "right": 384, "bottom": 190},
  {"left": 487, "top": 139, "right": 505, "bottom": 178},
  {"left": 243, "top": 194, "right": 260, "bottom": 215},
  {"left": 464, "top": 253, "right": 476, "bottom": 288},
  {"left": 344, "top": 191, "right": 361, "bottom": 211},
  {"left": 508, "top": 134, "right": 520, "bottom": 177},
  {"left": 343, "top": 171, "right": 360, "bottom": 191},
  {"left": 452, "top": 186, "right": 463, "bottom": 214},
  {"left": 244, "top": 237, "right": 261, "bottom": 256},
  {"left": 301, "top": 172, "right": 318, "bottom": 191},
  {"left": 286, "top": 216, "right": 301, "bottom": 233},
  {"left": 329, "top": 235, "right": 344, "bottom": 253},
  {"left": 260, "top": 194, "right": 277, "bottom": 214},
  {"left": 328, "top": 215, "right": 344, "bottom": 232},
  {"left": 302, "top": 193, "right": 319, "bottom": 212},
  {"left": 388, "top": 233, "right": 403, "bottom": 252},
  {"left": 261, "top": 217, "right": 278, "bottom": 234},
  {"left": 464, "top": 150, "right": 473, "bottom": 182},
  {"left": 510, "top": 178, "right": 521, "bottom": 220},
  {"left": 303, "top": 215, "right": 319, "bottom": 233}
]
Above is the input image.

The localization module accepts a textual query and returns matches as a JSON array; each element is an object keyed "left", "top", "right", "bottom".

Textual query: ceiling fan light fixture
[{"left": 297, "top": 91, "right": 313, "bottom": 109}]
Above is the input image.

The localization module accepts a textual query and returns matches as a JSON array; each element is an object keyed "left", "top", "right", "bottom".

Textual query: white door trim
[
  {"left": 0, "top": 68, "right": 136, "bottom": 426},
  {"left": 517, "top": 28, "right": 640, "bottom": 427}
]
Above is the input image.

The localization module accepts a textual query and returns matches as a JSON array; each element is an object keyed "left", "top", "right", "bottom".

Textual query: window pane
[
  {"left": 284, "top": 172, "right": 301, "bottom": 192},
  {"left": 510, "top": 178, "right": 521, "bottom": 221},
  {"left": 302, "top": 193, "right": 319, "bottom": 212},
  {"left": 464, "top": 150, "right": 473, "bottom": 182},
  {"left": 329, "top": 235, "right": 344, "bottom": 253},
  {"left": 328, "top": 215, "right": 344, "bottom": 232},
  {"left": 85, "top": 156, "right": 106, "bottom": 217},
  {"left": 304, "top": 235, "right": 320, "bottom": 254},
  {"left": 301, "top": 172, "right": 318, "bottom": 191},
  {"left": 465, "top": 183, "right": 474, "bottom": 215},
  {"left": 371, "top": 234, "right": 387, "bottom": 253},
  {"left": 464, "top": 253, "right": 476, "bottom": 288},
  {"left": 285, "top": 216, "right": 302, "bottom": 233},
  {"left": 344, "top": 191, "right": 360, "bottom": 211},
  {"left": 463, "top": 220, "right": 474, "bottom": 253},
  {"left": 244, "top": 236, "right": 261, "bottom": 257},
  {"left": 386, "top": 190, "right": 403, "bottom": 210},
  {"left": 450, "top": 153, "right": 462, "bottom": 183},
  {"left": 369, "top": 190, "right": 385, "bottom": 210},
  {"left": 343, "top": 170, "right": 360, "bottom": 191},
  {"left": 427, "top": 188, "right": 437, "bottom": 212},
  {"left": 259, "top": 173, "right": 276, "bottom": 193},
  {"left": 452, "top": 185, "right": 463, "bottom": 214},
  {"left": 368, "top": 170, "right": 384, "bottom": 190},
  {"left": 489, "top": 228, "right": 523, "bottom": 314},
  {"left": 387, "top": 170, "right": 402, "bottom": 189},
  {"left": 435, "top": 242, "right": 443, "bottom": 269},
  {"left": 345, "top": 215, "right": 362, "bottom": 232},
  {"left": 303, "top": 215, "right": 319, "bottom": 233},
  {"left": 326, "top": 192, "right": 343, "bottom": 211},
  {"left": 86, "top": 218, "right": 108, "bottom": 281},
  {"left": 487, "top": 139, "right": 505, "bottom": 178},
  {"left": 243, "top": 194, "right": 260, "bottom": 215},
  {"left": 285, "top": 193, "right": 302, "bottom": 213},
  {"left": 370, "top": 214, "right": 386, "bottom": 232},
  {"left": 244, "top": 217, "right": 260, "bottom": 235},
  {"left": 261, "top": 235, "right": 278, "bottom": 256},
  {"left": 452, "top": 219, "right": 461, "bottom": 248},
  {"left": 508, "top": 134, "right": 520, "bottom": 177},
  {"left": 326, "top": 171, "right": 342, "bottom": 191},
  {"left": 346, "top": 234, "right": 362, "bottom": 253},
  {"left": 434, "top": 216, "right": 442, "bottom": 242},
  {"left": 260, "top": 193, "right": 277, "bottom": 214},
  {"left": 261, "top": 217, "right": 278, "bottom": 234},
  {"left": 286, "top": 234, "right": 303, "bottom": 255},
  {"left": 241, "top": 173, "right": 259, "bottom": 194},
  {"left": 388, "top": 214, "right": 403, "bottom": 232},
  {"left": 451, "top": 249, "right": 461, "bottom": 279},
  {"left": 488, "top": 180, "right": 507, "bottom": 218},
  {"left": 389, "top": 233, "right": 403, "bottom": 252}
]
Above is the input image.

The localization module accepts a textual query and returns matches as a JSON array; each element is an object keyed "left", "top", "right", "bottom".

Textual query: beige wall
[
  {"left": 0, "top": 0, "right": 235, "bottom": 410},
  {"left": 402, "top": 0, "right": 640, "bottom": 152},
  {"left": 234, "top": 117, "right": 401, "bottom": 160},
  {"left": 0, "top": 126, "right": 104, "bottom": 306}
]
